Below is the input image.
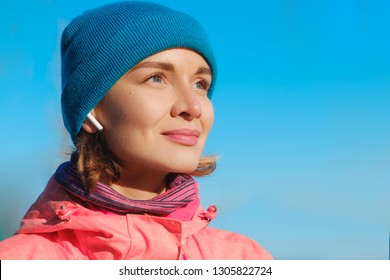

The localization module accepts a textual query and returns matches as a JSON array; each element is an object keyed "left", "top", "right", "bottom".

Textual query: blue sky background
[{"left": 1, "top": 0, "right": 389, "bottom": 259}]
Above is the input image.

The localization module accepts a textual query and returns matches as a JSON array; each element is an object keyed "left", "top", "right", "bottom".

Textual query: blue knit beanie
[{"left": 61, "top": 1, "right": 216, "bottom": 144}]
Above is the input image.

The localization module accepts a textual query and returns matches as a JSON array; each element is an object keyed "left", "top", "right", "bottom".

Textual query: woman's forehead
[{"left": 133, "top": 49, "right": 211, "bottom": 71}]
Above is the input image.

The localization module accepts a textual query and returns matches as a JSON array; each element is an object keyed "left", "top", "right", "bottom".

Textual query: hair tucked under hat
[{"left": 61, "top": 1, "right": 216, "bottom": 144}]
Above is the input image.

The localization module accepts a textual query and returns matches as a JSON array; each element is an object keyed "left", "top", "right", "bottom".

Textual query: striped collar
[{"left": 54, "top": 161, "right": 199, "bottom": 218}]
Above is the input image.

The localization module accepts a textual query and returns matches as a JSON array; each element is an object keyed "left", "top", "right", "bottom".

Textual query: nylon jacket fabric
[{"left": 0, "top": 177, "right": 272, "bottom": 260}]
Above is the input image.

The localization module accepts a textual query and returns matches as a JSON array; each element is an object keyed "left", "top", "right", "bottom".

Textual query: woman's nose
[{"left": 170, "top": 85, "right": 202, "bottom": 120}]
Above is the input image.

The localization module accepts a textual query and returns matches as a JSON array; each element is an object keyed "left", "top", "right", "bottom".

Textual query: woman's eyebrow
[
  {"left": 132, "top": 61, "right": 174, "bottom": 71},
  {"left": 195, "top": 66, "right": 211, "bottom": 75},
  {"left": 130, "top": 62, "right": 211, "bottom": 76}
]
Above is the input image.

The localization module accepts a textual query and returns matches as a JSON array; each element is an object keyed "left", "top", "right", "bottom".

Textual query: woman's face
[{"left": 94, "top": 48, "right": 214, "bottom": 176}]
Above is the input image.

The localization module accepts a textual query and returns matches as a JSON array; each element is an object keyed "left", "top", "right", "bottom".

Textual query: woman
[{"left": 0, "top": 1, "right": 272, "bottom": 260}]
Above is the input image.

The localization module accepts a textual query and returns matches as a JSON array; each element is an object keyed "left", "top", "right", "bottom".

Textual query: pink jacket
[{"left": 0, "top": 177, "right": 272, "bottom": 260}]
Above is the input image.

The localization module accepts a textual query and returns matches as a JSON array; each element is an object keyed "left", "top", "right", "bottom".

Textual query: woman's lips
[{"left": 161, "top": 129, "right": 200, "bottom": 146}]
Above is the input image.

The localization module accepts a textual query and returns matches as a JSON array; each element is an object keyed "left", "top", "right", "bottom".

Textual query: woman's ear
[{"left": 81, "top": 112, "right": 103, "bottom": 133}]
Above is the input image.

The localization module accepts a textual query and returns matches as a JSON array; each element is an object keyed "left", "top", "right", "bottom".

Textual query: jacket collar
[{"left": 17, "top": 176, "right": 215, "bottom": 238}]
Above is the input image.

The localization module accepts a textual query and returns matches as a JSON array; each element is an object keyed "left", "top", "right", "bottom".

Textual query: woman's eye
[
  {"left": 149, "top": 75, "right": 163, "bottom": 83},
  {"left": 194, "top": 80, "right": 210, "bottom": 91}
]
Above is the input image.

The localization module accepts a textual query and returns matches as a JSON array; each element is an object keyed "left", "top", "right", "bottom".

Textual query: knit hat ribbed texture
[{"left": 61, "top": 1, "right": 216, "bottom": 144}]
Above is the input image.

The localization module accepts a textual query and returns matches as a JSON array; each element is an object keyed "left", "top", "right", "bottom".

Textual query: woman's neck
[{"left": 109, "top": 168, "right": 168, "bottom": 200}]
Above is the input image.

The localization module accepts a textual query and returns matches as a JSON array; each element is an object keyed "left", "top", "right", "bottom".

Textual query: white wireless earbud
[{"left": 87, "top": 113, "right": 103, "bottom": 131}]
